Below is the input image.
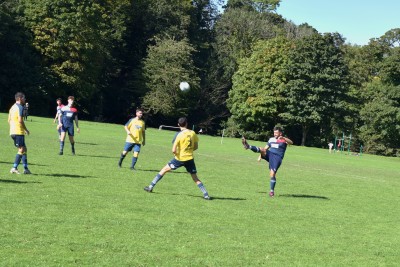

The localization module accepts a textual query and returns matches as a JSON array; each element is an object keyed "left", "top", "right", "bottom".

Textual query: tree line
[{"left": 1, "top": 0, "right": 399, "bottom": 156}]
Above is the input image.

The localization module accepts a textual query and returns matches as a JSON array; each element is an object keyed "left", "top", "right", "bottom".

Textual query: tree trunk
[{"left": 301, "top": 125, "right": 309, "bottom": 146}]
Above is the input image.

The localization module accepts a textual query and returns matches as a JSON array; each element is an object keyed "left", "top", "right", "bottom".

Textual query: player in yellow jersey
[
  {"left": 118, "top": 108, "right": 146, "bottom": 170},
  {"left": 8, "top": 92, "right": 31, "bottom": 174},
  {"left": 144, "top": 117, "right": 211, "bottom": 200}
]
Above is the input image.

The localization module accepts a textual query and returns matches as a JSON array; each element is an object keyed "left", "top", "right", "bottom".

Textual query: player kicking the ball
[
  {"left": 144, "top": 117, "right": 211, "bottom": 200},
  {"left": 242, "top": 126, "right": 293, "bottom": 197}
]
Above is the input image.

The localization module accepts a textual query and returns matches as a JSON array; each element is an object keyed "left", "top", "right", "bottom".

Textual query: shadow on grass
[
  {"left": 136, "top": 169, "right": 188, "bottom": 174},
  {"left": 154, "top": 192, "right": 246, "bottom": 201},
  {"left": 280, "top": 194, "right": 330, "bottom": 200},
  {"left": 0, "top": 161, "right": 48, "bottom": 166},
  {"left": 76, "top": 142, "right": 99, "bottom": 146},
  {"left": 39, "top": 173, "right": 95, "bottom": 179},
  {"left": 76, "top": 154, "right": 117, "bottom": 159},
  {"left": 0, "top": 179, "right": 41, "bottom": 184}
]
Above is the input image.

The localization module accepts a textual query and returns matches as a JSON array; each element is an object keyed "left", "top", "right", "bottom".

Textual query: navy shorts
[
  {"left": 61, "top": 125, "right": 74, "bottom": 136},
  {"left": 11, "top": 135, "right": 26, "bottom": 148},
  {"left": 262, "top": 150, "right": 283, "bottom": 173},
  {"left": 168, "top": 158, "right": 197, "bottom": 174},
  {"left": 123, "top": 142, "right": 141, "bottom": 153}
]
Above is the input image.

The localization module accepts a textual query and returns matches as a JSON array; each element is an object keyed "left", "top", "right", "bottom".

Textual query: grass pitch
[{"left": 0, "top": 114, "right": 399, "bottom": 266}]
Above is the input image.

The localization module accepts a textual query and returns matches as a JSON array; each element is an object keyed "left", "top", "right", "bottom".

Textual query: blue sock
[
  {"left": 250, "top": 145, "right": 260, "bottom": 153},
  {"left": 60, "top": 141, "right": 65, "bottom": 152},
  {"left": 197, "top": 182, "right": 209, "bottom": 197},
  {"left": 150, "top": 174, "right": 163, "bottom": 188},
  {"left": 22, "top": 154, "right": 28, "bottom": 169},
  {"left": 131, "top": 157, "right": 138, "bottom": 168},
  {"left": 270, "top": 177, "right": 276, "bottom": 191},
  {"left": 13, "top": 154, "right": 22, "bottom": 168}
]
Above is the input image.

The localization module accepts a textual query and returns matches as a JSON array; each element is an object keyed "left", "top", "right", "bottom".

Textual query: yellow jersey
[
  {"left": 174, "top": 129, "right": 198, "bottom": 161},
  {"left": 125, "top": 117, "right": 145, "bottom": 144},
  {"left": 9, "top": 103, "right": 25, "bottom": 135}
]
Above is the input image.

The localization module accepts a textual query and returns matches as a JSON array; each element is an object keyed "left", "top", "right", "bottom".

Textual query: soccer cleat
[
  {"left": 10, "top": 168, "right": 20, "bottom": 174},
  {"left": 130, "top": 167, "right": 135, "bottom": 170},
  {"left": 203, "top": 195, "right": 212, "bottom": 200},
  {"left": 241, "top": 136, "right": 250, "bottom": 149},
  {"left": 59, "top": 151, "right": 63, "bottom": 155},
  {"left": 144, "top": 186, "right": 153, "bottom": 193},
  {"left": 23, "top": 169, "right": 32, "bottom": 175},
  {"left": 269, "top": 191, "right": 275, "bottom": 198},
  {"left": 118, "top": 163, "right": 122, "bottom": 168}
]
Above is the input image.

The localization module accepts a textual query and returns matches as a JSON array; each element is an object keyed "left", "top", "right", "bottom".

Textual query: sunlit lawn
[{"left": 1, "top": 113, "right": 399, "bottom": 266}]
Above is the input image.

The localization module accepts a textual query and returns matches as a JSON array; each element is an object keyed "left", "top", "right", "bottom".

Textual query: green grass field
[{"left": 1, "top": 113, "right": 399, "bottom": 266}]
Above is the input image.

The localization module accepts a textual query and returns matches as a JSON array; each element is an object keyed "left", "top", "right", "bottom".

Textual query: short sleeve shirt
[
  {"left": 267, "top": 137, "right": 288, "bottom": 159},
  {"left": 173, "top": 129, "right": 199, "bottom": 161},
  {"left": 125, "top": 117, "right": 145, "bottom": 144},
  {"left": 9, "top": 103, "right": 24, "bottom": 135}
]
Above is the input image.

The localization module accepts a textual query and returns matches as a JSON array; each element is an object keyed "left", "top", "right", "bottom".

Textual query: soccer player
[
  {"left": 242, "top": 126, "right": 293, "bottom": 197},
  {"left": 8, "top": 92, "right": 31, "bottom": 174},
  {"left": 54, "top": 98, "right": 64, "bottom": 140},
  {"left": 58, "top": 96, "right": 79, "bottom": 155},
  {"left": 144, "top": 117, "right": 211, "bottom": 200},
  {"left": 118, "top": 108, "right": 146, "bottom": 169}
]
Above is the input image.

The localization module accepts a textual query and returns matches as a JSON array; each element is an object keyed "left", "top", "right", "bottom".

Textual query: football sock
[
  {"left": 131, "top": 157, "right": 138, "bottom": 168},
  {"left": 22, "top": 153, "right": 28, "bottom": 169},
  {"left": 13, "top": 153, "right": 23, "bottom": 168},
  {"left": 197, "top": 182, "right": 209, "bottom": 197},
  {"left": 270, "top": 177, "right": 276, "bottom": 191},
  {"left": 150, "top": 174, "right": 163, "bottom": 188},
  {"left": 119, "top": 153, "right": 126, "bottom": 165},
  {"left": 249, "top": 145, "right": 260, "bottom": 153},
  {"left": 71, "top": 142, "right": 75, "bottom": 153},
  {"left": 60, "top": 141, "right": 65, "bottom": 152}
]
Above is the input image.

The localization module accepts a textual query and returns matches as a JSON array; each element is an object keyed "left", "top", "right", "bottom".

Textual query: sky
[{"left": 276, "top": 0, "right": 400, "bottom": 45}]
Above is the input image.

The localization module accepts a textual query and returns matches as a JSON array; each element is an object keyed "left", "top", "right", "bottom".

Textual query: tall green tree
[
  {"left": 358, "top": 81, "right": 400, "bottom": 156},
  {"left": 227, "top": 37, "right": 291, "bottom": 138},
  {"left": 18, "top": 0, "right": 113, "bottom": 117},
  {"left": 282, "top": 33, "right": 349, "bottom": 146},
  {"left": 0, "top": 2, "right": 43, "bottom": 112},
  {"left": 142, "top": 38, "right": 199, "bottom": 118}
]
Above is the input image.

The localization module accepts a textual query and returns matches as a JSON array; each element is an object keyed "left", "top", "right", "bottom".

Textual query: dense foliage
[{"left": 0, "top": 0, "right": 399, "bottom": 156}]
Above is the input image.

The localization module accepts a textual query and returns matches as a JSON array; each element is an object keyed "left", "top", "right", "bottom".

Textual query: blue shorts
[
  {"left": 262, "top": 150, "right": 283, "bottom": 173},
  {"left": 123, "top": 142, "right": 141, "bottom": 153},
  {"left": 11, "top": 135, "right": 26, "bottom": 148},
  {"left": 61, "top": 125, "right": 74, "bottom": 136},
  {"left": 168, "top": 158, "right": 197, "bottom": 174}
]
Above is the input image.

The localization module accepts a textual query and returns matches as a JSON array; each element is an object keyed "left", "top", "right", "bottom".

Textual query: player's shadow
[
  {"left": 0, "top": 179, "right": 41, "bottom": 184},
  {"left": 167, "top": 193, "right": 246, "bottom": 201},
  {"left": 76, "top": 154, "right": 117, "bottom": 159},
  {"left": 76, "top": 142, "right": 98, "bottom": 146},
  {"left": 280, "top": 194, "right": 330, "bottom": 200},
  {"left": 136, "top": 169, "right": 188, "bottom": 174},
  {"left": 40, "top": 173, "right": 94, "bottom": 179},
  {"left": 0, "top": 161, "right": 48, "bottom": 167}
]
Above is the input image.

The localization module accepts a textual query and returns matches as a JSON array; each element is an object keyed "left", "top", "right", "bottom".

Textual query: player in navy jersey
[
  {"left": 57, "top": 96, "right": 80, "bottom": 155},
  {"left": 242, "top": 126, "right": 293, "bottom": 197}
]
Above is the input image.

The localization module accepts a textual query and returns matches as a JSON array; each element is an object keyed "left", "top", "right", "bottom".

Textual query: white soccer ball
[{"left": 179, "top": 81, "right": 190, "bottom": 91}]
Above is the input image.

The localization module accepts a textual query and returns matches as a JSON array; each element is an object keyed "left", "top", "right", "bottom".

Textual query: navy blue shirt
[
  {"left": 60, "top": 106, "right": 78, "bottom": 128},
  {"left": 267, "top": 137, "right": 288, "bottom": 159}
]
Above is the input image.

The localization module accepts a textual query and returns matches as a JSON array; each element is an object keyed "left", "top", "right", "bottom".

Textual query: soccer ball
[{"left": 179, "top": 81, "right": 190, "bottom": 92}]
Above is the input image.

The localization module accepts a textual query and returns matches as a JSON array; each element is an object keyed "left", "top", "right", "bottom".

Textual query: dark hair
[
  {"left": 15, "top": 92, "right": 25, "bottom": 101},
  {"left": 136, "top": 108, "right": 144, "bottom": 113},
  {"left": 68, "top": 96, "right": 75, "bottom": 100},
  {"left": 178, "top": 117, "right": 188, "bottom": 127},
  {"left": 57, "top": 98, "right": 62, "bottom": 101},
  {"left": 273, "top": 126, "right": 283, "bottom": 132}
]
